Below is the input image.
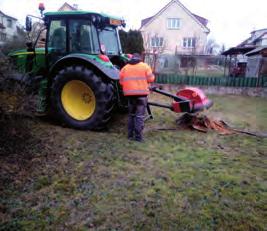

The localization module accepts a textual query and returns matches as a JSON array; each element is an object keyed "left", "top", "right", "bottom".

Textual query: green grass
[
  {"left": 0, "top": 94, "right": 267, "bottom": 230},
  {"left": 195, "top": 68, "right": 225, "bottom": 77},
  {"left": 174, "top": 66, "right": 225, "bottom": 78}
]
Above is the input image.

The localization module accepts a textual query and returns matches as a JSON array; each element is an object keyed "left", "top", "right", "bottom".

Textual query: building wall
[
  {"left": 249, "top": 29, "right": 267, "bottom": 46},
  {"left": 59, "top": 5, "right": 73, "bottom": 11},
  {"left": 58, "top": 3, "right": 76, "bottom": 11},
  {"left": 140, "top": 2, "right": 208, "bottom": 55},
  {"left": 0, "top": 12, "right": 17, "bottom": 44},
  {"left": 260, "top": 34, "right": 267, "bottom": 46},
  {"left": 3, "top": 17, "right": 17, "bottom": 39},
  {"left": 246, "top": 56, "right": 261, "bottom": 77}
]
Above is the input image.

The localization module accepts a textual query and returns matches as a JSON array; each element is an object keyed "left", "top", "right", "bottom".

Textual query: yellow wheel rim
[{"left": 61, "top": 80, "right": 96, "bottom": 121}]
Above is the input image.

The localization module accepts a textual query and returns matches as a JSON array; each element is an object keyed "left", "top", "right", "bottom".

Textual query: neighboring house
[
  {"left": 222, "top": 28, "right": 267, "bottom": 77},
  {"left": 139, "top": 0, "right": 210, "bottom": 55},
  {"left": 0, "top": 10, "right": 17, "bottom": 45},
  {"left": 245, "top": 46, "right": 267, "bottom": 78},
  {"left": 238, "top": 28, "right": 267, "bottom": 48},
  {"left": 58, "top": 2, "right": 78, "bottom": 11}
]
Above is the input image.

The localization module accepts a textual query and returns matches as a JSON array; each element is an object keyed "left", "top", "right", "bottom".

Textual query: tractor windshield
[{"left": 98, "top": 26, "right": 121, "bottom": 55}]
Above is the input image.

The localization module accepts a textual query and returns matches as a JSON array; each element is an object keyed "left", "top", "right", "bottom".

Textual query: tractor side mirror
[{"left": 25, "top": 16, "right": 32, "bottom": 32}]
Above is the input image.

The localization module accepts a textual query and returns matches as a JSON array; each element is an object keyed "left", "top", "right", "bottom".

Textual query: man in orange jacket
[{"left": 119, "top": 53, "right": 155, "bottom": 142}]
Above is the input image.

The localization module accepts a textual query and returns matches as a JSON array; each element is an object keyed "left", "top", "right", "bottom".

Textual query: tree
[
  {"left": 119, "top": 29, "right": 144, "bottom": 54},
  {"left": 142, "top": 32, "right": 168, "bottom": 54},
  {"left": 220, "top": 44, "right": 226, "bottom": 55},
  {"left": 205, "top": 38, "right": 220, "bottom": 55},
  {"left": 1, "top": 25, "right": 27, "bottom": 55},
  {"left": 141, "top": 32, "right": 168, "bottom": 72},
  {"left": 28, "top": 21, "right": 46, "bottom": 47}
]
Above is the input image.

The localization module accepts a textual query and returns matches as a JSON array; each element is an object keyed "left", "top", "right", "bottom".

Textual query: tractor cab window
[
  {"left": 69, "top": 20, "right": 100, "bottom": 54},
  {"left": 98, "top": 26, "right": 120, "bottom": 55},
  {"left": 48, "top": 20, "right": 66, "bottom": 53}
]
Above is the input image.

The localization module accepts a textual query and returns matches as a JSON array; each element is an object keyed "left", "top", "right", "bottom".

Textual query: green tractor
[{"left": 9, "top": 9, "right": 131, "bottom": 130}]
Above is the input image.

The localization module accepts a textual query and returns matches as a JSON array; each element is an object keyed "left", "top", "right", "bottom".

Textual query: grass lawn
[
  {"left": 0, "top": 94, "right": 267, "bottom": 230},
  {"left": 195, "top": 67, "right": 225, "bottom": 77},
  {"left": 173, "top": 66, "right": 225, "bottom": 77}
]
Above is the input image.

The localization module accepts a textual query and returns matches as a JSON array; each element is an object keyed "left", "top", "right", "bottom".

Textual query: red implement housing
[
  {"left": 148, "top": 86, "right": 213, "bottom": 118},
  {"left": 172, "top": 87, "right": 213, "bottom": 113}
]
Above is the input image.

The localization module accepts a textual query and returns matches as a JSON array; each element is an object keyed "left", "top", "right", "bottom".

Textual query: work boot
[
  {"left": 135, "top": 131, "right": 144, "bottom": 142},
  {"left": 135, "top": 115, "right": 145, "bottom": 143},
  {"left": 135, "top": 137, "right": 144, "bottom": 143},
  {"left": 128, "top": 135, "right": 134, "bottom": 141},
  {"left": 128, "top": 114, "right": 135, "bottom": 140}
]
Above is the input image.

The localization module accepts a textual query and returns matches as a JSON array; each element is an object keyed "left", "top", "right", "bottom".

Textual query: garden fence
[{"left": 155, "top": 75, "right": 267, "bottom": 88}]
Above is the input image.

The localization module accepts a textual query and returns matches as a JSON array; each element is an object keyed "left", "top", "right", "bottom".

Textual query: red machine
[{"left": 147, "top": 86, "right": 213, "bottom": 118}]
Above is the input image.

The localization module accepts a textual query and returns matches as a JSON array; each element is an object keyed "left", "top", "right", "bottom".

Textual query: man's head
[
  {"left": 132, "top": 53, "right": 141, "bottom": 60},
  {"left": 129, "top": 53, "right": 142, "bottom": 64}
]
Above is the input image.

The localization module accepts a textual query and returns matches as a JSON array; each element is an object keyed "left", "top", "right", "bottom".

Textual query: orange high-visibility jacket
[{"left": 119, "top": 62, "right": 155, "bottom": 96}]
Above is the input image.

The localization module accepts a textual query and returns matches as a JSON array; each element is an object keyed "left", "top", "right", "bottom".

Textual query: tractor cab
[{"left": 43, "top": 11, "right": 126, "bottom": 69}]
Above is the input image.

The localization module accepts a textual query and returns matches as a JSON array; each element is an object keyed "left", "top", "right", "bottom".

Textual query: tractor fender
[{"left": 49, "top": 54, "right": 119, "bottom": 80}]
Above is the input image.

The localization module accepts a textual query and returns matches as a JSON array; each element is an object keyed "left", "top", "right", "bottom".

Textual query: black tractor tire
[{"left": 51, "top": 65, "right": 115, "bottom": 130}]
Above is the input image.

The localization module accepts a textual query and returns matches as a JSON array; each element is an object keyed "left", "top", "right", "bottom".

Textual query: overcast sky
[{"left": 0, "top": 0, "right": 266, "bottom": 49}]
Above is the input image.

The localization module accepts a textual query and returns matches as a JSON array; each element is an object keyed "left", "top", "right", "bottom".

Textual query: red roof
[
  {"left": 141, "top": 16, "right": 154, "bottom": 28},
  {"left": 192, "top": 14, "right": 208, "bottom": 27}
]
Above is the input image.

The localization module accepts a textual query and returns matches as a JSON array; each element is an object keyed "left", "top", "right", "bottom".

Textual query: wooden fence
[{"left": 155, "top": 75, "right": 267, "bottom": 88}]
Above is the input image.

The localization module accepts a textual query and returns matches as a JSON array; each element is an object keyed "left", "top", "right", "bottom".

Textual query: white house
[
  {"left": 0, "top": 10, "right": 18, "bottom": 45},
  {"left": 58, "top": 2, "right": 78, "bottom": 11},
  {"left": 140, "top": 0, "right": 210, "bottom": 55}
]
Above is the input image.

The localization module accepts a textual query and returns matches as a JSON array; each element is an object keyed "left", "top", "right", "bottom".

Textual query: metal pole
[
  {"left": 256, "top": 56, "right": 263, "bottom": 87},
  {"left": 223, "top": 56, "right": 227, "bottom": 77}
]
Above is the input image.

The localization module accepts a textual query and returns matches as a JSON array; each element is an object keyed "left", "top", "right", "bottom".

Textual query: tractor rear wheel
[{"left": 51, "top": 66, "right": 114, "bottom": 130}]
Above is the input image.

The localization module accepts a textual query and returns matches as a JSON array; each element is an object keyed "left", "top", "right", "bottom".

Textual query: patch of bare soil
[
  {"left": 0, "top": 87, "right": 63, "bottom": 193},
  {"left": 0, "top": 113, "right": 43, "bottom": 187}
]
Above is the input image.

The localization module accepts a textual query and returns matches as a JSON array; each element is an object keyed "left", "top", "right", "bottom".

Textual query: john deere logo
[{"left": 82, "top": 93, "right": 91, "bottom": 104}]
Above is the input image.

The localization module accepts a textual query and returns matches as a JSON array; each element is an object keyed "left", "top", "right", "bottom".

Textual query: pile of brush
[
  {"left": 175, "top": 113, "right": 267, "bottom": 137},
  {"left": 176, "top": 113, "right": 234, "bottom": 135}
]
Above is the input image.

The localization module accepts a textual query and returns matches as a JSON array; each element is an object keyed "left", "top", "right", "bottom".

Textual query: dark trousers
[{"left": 127, "top": 96, "right": 148, "bottom": 141}]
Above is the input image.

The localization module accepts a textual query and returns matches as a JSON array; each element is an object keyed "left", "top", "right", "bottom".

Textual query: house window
[
  {"left": 151, "top": 36, "right": 163, "bottom": 47},
  {"left": 167, "top": 18, "right": 180, "bottom": 29},
  {"left": 183, "top": 37, "right": 196, "bottom": 48},
  {"left": 0, "top": 32, "right": 7, "bottom": 41},
  {"left": 7, "top": 19, "right": 12, "bottom": 28}
]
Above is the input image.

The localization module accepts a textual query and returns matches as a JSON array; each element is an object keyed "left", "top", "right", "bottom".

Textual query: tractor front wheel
[{"left": 51, "top": 66, "right": 114, "bottom": 130}]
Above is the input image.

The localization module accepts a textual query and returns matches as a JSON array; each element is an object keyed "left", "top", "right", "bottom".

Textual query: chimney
[{"left": 73, "top": 4, "right": 78, "bottom": 10}]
